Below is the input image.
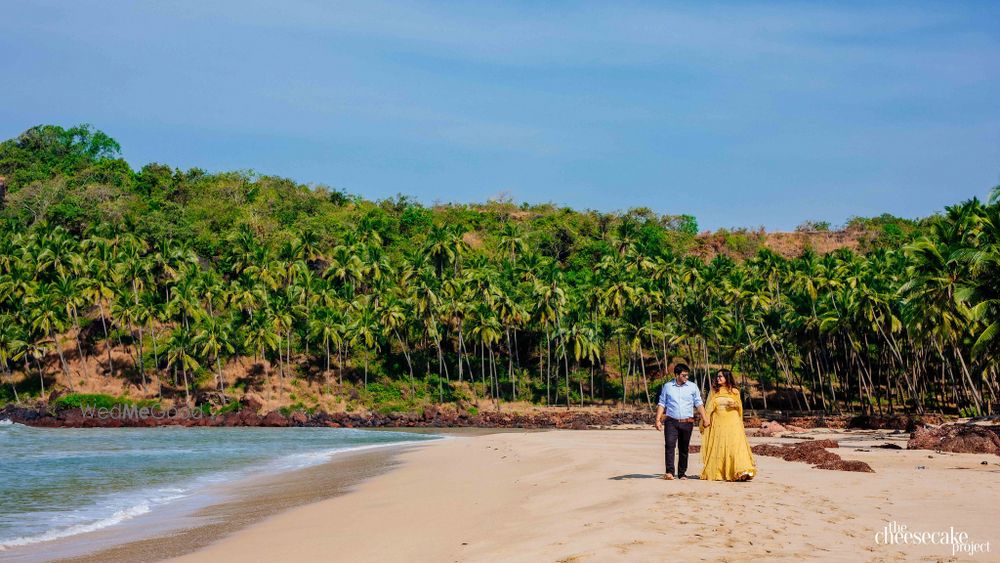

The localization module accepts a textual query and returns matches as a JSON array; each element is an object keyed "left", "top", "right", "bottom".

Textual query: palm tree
[
  {"left": 498, "top": 223, "right": 526, "bottom": 265},
  {"left": 51, "top": 274, "right": 88, "bottom": 375},
  {"left": 0, "top": 315, "right": 27, "bottom": 403},
  {"left": 308, "top": 306, "right": 345, "bottom": 380},
  {"left": 244, "top": 312, "right": 282, "bottom": 370},
  {"left": 901, "top": 204, "right": 984, "bottom": 413},
  {"left": 380, "top": 296, "right": 414, "bottom": 381},
  {"left": 468, "top": 303, "right": 503, "bottom": 406},
  {"left": 166, "top": 327, "right": 199, "bottom": 406},
  {"left": 82, "top": 271, "right": 116, "bottom": 377},
  {"left": 28, "top": 288, "right": 72, "bottom": 382},
  {"left": 349, "top": 295, "right": 381, "bottom": 388},
  {"left": 193, "top": 313, "right": 235, "bottom": 398},
  {"left": 425, "top": 225, "right": 469, "bottom": 278}
]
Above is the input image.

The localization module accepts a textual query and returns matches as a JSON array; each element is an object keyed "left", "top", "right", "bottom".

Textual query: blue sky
[{"left": 1, "top": 1, "right": 998, "bottom": 230}]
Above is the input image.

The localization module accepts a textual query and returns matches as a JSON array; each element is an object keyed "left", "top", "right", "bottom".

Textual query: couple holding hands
[{"left": 654, "top": 363, "right": 756, "bottom": 481}]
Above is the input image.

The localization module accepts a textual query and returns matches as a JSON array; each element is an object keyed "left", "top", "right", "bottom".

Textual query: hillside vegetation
[{"left": 1, "top": 124, "right": 997, "bottom": 416}]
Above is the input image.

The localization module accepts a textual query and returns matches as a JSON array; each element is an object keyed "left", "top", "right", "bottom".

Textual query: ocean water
[{"left": 0, "top": 419, "right": 438, "bottom": 553}]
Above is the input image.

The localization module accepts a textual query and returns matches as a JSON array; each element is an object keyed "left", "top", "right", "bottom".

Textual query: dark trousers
[{"left": 663, "top": 418, "right": 694, "bottom": 477}]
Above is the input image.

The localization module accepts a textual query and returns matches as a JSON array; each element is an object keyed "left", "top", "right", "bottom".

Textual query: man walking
[{"left": 654, "top": 363, "right": 709, "bottom": 480}]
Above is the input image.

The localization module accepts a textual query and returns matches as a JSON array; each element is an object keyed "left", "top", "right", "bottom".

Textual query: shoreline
[
  {"left": 1, "top": 429, "right": 459, "bottom": 563},
  {"left": 52, "top": 443, "right": 420, "bottom": 563},
  {"left": 3, "top": 424, "right": 997, "bottom": 561},
  {"left": 168, "top": 428, "right": 998, "bottom": 562},
  {"left": 51, "top": 429, "right": 510, "bottom": 563},
  {"left": 57, "top": 428, "right": 534, "bottom": 563}
]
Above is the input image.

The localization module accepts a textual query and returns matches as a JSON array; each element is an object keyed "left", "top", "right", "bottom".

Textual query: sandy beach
[{"left": 163, "top": 428, "right": 998, "bottom": 562}]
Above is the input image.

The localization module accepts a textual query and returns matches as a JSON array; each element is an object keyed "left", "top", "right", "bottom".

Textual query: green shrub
[
  {"left": 212, "top": 400, "right": 241, "bottom": 415},
  {"left": 52, "top": 393, "right": 159, "bottom": 411},
  {"left": 366, "top": 382, "right": 403, "bottom": 403},
  {"left": 278, "top": 402, "right": 315, "bottom": 416}
]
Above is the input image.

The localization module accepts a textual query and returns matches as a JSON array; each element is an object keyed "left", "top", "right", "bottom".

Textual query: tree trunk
[
  {"left": 72, "top": 312, "right": 87, "bottom": 377},
  {"left": 4, "top": 362, "right": 18, "bottom": 403},
  {"left": 181, "top": 363, "right": 190, "bottom": 406},
  {"left": 216, "top": 356, "right": 226, "bottom": 398},
  {"left": 639, "top": 348, "right": 652, "bottom": 409},
  {"left": 48, "top": 327, "right": 71, "bottom": 385},
  {"left": 98, "top": 301, "right": 114, "bottom": 377},
  {"left": 34, "top": 356, "right": 45, "bottom": 398}
]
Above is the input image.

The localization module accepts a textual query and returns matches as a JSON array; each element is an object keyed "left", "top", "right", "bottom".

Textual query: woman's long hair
[{"left": 711, "top": 369, "right": 737, "bottom": 393}]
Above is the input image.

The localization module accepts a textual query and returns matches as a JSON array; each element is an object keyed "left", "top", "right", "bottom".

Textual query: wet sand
[
  {"left": 45, "top": 428, "right": 500, "bottom": 562},
  {"left": 50, "top": 445, "right": 410, "bottom": 562}
]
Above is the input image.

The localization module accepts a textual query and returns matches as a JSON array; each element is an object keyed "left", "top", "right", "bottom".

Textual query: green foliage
[
  {"left": 51, "top": 393, "right": 159, "bottom": 411},
  {"left": 399, "top": 204, "right": 433, "bottom": 235},
  {"left": 719, "top": 229, "right": 762, "bottom": 256},
  {"left": 3, "top": 124, "right": 999, "bottom": 418},
  {"left": 213, "top": 400, "right": 241, "bottom": 416},
  {"left": 664, "top": 214, "right": 698, "bottom": 236},
  {"left": 0, "top": 124, "right": 123, "bottom": 190},
  {"left": 367, "top": 382, "right": 403, "bottom": 402},
  {"left": 424, "top": 374, "right": 467, "bottom": 403},
  {"left": 279, "top": 402, "right": 315, "bottom": 416},
  {"left": 848, "top": 213, "right": 920, "bottom": 250},
  {"left": 51, "top": 394, "right": 121, "bottom": 410},
  {"left": 959, "top": 406, "right": 981, "bottom": 418}
]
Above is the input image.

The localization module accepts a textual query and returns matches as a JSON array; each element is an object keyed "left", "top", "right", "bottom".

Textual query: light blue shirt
[{"left": 657, "top": 379, "right": 703, "bottom": 419}]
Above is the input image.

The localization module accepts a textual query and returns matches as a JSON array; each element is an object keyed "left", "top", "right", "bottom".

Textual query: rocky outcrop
[
  {"left": 0, "top": 402, "right": 652, "bottom": 430},
  {"left": 907, "top": 424, "right": 1000, "bottom": 456}
]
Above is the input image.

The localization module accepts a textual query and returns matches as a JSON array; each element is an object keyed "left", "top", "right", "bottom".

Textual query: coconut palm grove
[{"left": 1, "top": 124, "right": 998, "bottom": 416}]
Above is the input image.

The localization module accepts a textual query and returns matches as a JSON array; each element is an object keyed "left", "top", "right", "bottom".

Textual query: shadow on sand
[{"left": 608, "top": 473, "right": 662, "bottom": 480}]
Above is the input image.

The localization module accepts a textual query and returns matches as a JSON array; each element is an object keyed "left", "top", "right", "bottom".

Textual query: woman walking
[{"left": 699, "top": 369, "right": 756, "bottom": 481}]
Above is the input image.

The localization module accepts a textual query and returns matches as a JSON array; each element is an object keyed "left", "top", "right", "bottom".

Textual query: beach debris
[
  {"left": 815, "top": 460, "right": 875, "bottom": 472},
  {"left": 873, "top": 443, "right": 903, "bottom": 449},
  {"left": 982, "top": 461, "right": 989, "bottom": 465},
  {"left": 848, "top": 414, "right": 945, "bottom": 432},
  {"left": 917, "top": 465, "right": 926, "bottom": 469},
  {"left": 908, "top": 423, "right": 1000, "bottom": 456},
  {"left": 751, "top": 440, "right": 874, "bottom": 473}
]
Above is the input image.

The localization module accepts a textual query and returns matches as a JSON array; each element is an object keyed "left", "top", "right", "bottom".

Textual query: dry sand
[{"left": 172, "top": 429, "right": 999, "bottom": 562}]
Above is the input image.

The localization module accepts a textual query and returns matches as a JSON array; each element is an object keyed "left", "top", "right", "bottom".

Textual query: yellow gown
[{"left": 699, "top": 388, "right": 757, "bottom": 481}]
